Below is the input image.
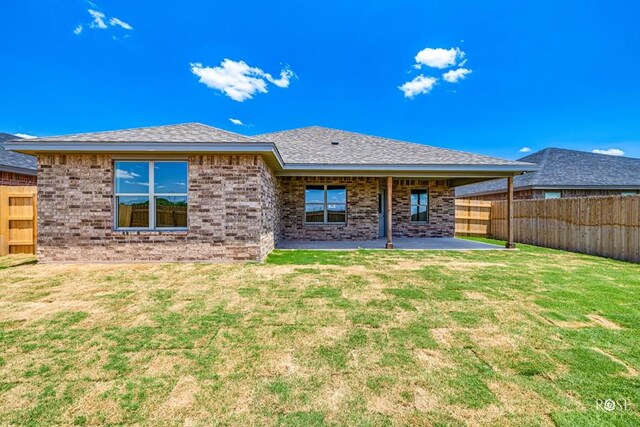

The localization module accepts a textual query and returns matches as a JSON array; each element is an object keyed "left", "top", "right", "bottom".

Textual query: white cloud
[
  {"left": 229, "top": 118, "right": 244, "bottom": 126},
  {"left": 442, "top": 68, "right": 472, "bottom": 83},
  {"left": 14, "top": 133, "right": 37, "bottom": 139},
  {"left": 73, "top": 25, "right": 83, "bottom": 35},
  {"left": 109, "top": 17, "right": 133, "bottom": 30},
  {"left": 415, "top": 47, "right": 464, "bottom": 69},
  {"left": 115, "top": 169, "right": 140, "bottom": 179},
  {"left": 88, "top": 9, "right": 108, "bottom": 29},
  {"left": 519, "top": 147, "right": 532, "bottom": 153},
  {"left": 398, "top": 75, "right": 438, "bottom": 98},
  {"left": 190, "top": 59, "right": 295, "bottom": 102},
  {"left": 593, "top": 148, "right": 625, "bottom": 156}
]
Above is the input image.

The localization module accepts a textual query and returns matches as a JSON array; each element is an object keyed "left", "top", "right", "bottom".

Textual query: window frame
[
  {"left": 621, "top": 190, "right": 639, "bottom": 196},
  {"left": 410, "top": 188, "right": 429, "bottom": 224},
  {"left": 113, "top": 160, "right": 188, "bottom": 231},
  {"left": 304, "top": 184, "right": 347, "bottom": 225}
]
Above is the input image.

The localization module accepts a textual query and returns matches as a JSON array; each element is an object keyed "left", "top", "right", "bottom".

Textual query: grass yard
[{"left": 0, "top": 240, "right": 639, "bottom": 426}]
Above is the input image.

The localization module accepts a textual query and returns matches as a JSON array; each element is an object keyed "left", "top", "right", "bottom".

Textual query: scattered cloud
[
  {"left": 415, "top": 47, "right": 464, "bottom": 69},
  {"left": 519, "top": 147, "right": 532, "bottom": 153},
  {"left": 14, "top": 133, "right": 37, "bottom": 139},
  {"left": 229, "top": 118, "right": 244, "bottom": 126},
  {"left": 115, "top": 169, "right": 140, "bottom": 179},
  {"left": 401, "top": 45, "right": 471, "bottom": 97},
  {"left": 77, "top": 6, "right": 133, "bottom": 37},
  {"left": 88, "top": 9, "right": 108, "bottom": 29},
  {"left": 190, "top": 59, "right": 295, "bottom": 102},
  {"left": 442, "top": 68, "right": 472, "bottom": 83},
  {"left": 398, "top": 75, "right": 437, "bottom": 98},
  {"left": 109, "top": 17, "right": 133, "bottom": 30},
  {"left": 593, "top": 148, "right": 625, "bottom": 156}
]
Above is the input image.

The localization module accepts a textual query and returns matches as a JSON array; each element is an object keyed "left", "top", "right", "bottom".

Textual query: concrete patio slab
[{"left": 276, "top": 237, "right": 507, "bottom": 251}]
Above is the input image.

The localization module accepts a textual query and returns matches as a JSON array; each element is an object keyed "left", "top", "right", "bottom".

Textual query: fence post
[
  {"left": 0, "top": 187, "right": 7, "bottom": 255},
  {"left": 505, "top": 176, "right": 516, "bottom": 249}
]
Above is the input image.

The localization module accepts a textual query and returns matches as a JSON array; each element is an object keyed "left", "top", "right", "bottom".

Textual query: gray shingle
[
  {"left": 6, "top": 123, "right": 534, "bottom": 169},
  {"left": 254, "top": 126, "right": 531, "bottom": 166},
  {"left": 0, "top": 133, "right": 36, "bottom": 173},
  {"left": 456, "top": 148, "right": 640, "bottom": 197},
  {"left": 18, "top": 123, "right": 259, "bottom": 143}
]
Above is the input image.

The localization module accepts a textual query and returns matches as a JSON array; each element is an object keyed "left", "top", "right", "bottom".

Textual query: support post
[
  {"left": 385, "top": 176, "right": 393, "bottom": 249},
  {"left": 506, "top": 176, "right": 516, "bottom": 249}
]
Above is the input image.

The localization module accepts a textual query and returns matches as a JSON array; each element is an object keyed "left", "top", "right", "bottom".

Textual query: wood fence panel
[
  {"left": 455, "top": 200, "right": 492, "bottom": 236},
  {"left": 0, "top": 186, "right": 37, "bottom": 255},
  {"left": 491, "top": 195, "right": 640, "bottom": 263}
]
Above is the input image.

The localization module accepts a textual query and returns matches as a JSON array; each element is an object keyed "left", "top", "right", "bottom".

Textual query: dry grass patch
[{"left": 1, "top": 242, "right": 639, "bottom": 425}]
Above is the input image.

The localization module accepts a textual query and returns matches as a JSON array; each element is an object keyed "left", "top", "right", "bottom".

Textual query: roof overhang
[{"left": 4, "top": 141, "right": 537, "bottom": 179}]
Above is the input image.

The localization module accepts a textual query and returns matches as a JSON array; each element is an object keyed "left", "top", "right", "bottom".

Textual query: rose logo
[{"left": 604, "top": 399, "right": 616, "bottom": 411}]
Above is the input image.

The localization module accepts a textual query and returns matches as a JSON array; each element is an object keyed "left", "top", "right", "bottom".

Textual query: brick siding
[
  {"left": 461, "top": 188, "right": 638, "bottom": 201},
  {"left": 279, "top": 176, "right": 380, "bottom": 241},
  {"left": 36, "top": 156, "right": 458, "bottom": 262},
  {"left": 36, "top": 154, "right": 277, "bottom": 262},
  {"left": 391, "top": 179, "right": 455, "bottom": 238},
  {"left": 0, "top": 171, "right": 36, "bottom": 186}
]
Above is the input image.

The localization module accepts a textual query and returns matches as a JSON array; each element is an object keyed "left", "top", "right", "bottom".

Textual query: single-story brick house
[
  {"left": 456, "top": 148, "right": 640, "bottom": 200},
  {"left": 6, "top": 123, "right": 536, "bottom": 262},
  {"left": 0, "top": 133, "right": 37, "bottom": 186}
]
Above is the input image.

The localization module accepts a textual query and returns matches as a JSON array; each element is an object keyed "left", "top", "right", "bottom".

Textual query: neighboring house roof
[
  {"left": 456, "top": 148, "right": 640, "bottom": 197},
  {"left": 5, "top": 123, "right": 536, "bottom": 178},
  {"left": 0, "top": 133, "right": 37, "bottom": 175},
  {"left": 254, "top": 126, "right": 528, "bottom": 166},
  {"left": 18, "top": 123, "right": 259, "bottom": 143}
]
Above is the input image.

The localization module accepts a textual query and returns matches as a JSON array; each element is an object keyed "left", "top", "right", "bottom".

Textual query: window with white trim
[
  {"left": 305, "top": 185, "right": 346, "bottom": 224},
  {"left": 114, "top": 161, "right": 188, "bottom": 230},
  {"left": 410, "top": 189, "right": 429, "bottom": 223},
  {"left": 621, "top": 191, "right": 639, "bottom": 196}
]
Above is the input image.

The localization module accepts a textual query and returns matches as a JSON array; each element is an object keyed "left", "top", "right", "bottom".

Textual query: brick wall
[
  {"left": 391, "top": 179, "right": 455, "bottom": 238},
  {"left": 461, "top": 188, "right": 638, "bottom": 201},
  {"left": 279, "top": 176, "right": 380, "bottom": 241},
  {"left": 36, "top": 154, "right": 277, "bottom": 262},
  {"left": 278, "top": 177, "right": 456, "bottom": 241},
  {"left": 0, "top": 171, "right": 36, "bottom": 186},
  {"left": 258, "top": 162, "right": 281, "bottom": 259}
]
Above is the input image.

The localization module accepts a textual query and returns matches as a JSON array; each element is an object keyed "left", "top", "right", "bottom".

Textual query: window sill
[
  {"left": 409, "top": 222, "right": 429, "bottom": 225},
  {"left": 304, "top": 223, "right": 347, "bottom": 226}
]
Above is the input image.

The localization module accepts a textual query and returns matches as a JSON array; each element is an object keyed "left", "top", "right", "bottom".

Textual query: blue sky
[{"left": 2, "top": 0, "right": 639, "bottom": 159}]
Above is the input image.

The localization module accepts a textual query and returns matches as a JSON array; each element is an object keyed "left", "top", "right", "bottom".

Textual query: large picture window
[
  {"left": 305, "top": 185, "right": 346, "bottom": 224},
  {"left": 114, "top": 161, "right": 188, "bottom": 230},
  {"left": 410, "top": 189, "right": 428, "bottom": 223}
]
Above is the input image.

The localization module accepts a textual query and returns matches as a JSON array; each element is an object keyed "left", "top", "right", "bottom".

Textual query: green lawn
[{"left": 0, "top": 240, "right": 639, "bottom": 426}]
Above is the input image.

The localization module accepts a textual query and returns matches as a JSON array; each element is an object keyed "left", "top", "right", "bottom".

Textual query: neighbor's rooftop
[
  {"left": 0, "top": 133, "right": 36, "bottom": 175},
  {"left": 456, "top": 147, "right": 640, "bottom": 197}
]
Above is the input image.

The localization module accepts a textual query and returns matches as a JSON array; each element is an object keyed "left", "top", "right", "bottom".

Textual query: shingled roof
[
  {"left": 0, "top": 133, "right": 36, "bottom": 174},
  {"left": 18, "top": 123, "right": 259, "bottom": 143},
  {"left": 254, "top": 126, "right": 530, "bottom": 166},
  {"left": 5, "top": 123, "right": 536, "bottom": 173},
  {"left": 456, "top": 148, "right": 640, "bottom": 197}
]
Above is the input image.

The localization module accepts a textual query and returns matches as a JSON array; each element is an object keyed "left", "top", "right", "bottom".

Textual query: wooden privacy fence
[
  {"left": 492, "top": 196, "right": 640, "bottom": 263},
  {"left": 0, "top": 186, "right": 37, "bottom": 255},
  {"left": 455, "top": 199, "right": 492, "bottom": 236}
]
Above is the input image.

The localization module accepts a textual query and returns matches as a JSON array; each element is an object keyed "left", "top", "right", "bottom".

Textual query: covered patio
[{"left": 276, "top": 237, "right": 507, "bottom": 251}]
